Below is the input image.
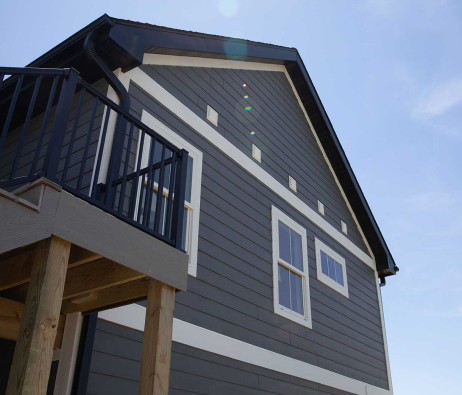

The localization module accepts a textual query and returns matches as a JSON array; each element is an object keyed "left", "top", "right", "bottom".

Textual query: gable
[{"left": 139, "top": 60, "right": 370, "bottom": 256}]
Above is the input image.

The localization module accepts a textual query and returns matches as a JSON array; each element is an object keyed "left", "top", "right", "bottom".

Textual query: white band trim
[
  {"left": 99, "top": 305, "right": 389, "bottom": 395},
  {"left": 123, "top": 67, "right": 375, "bottom": 269}
]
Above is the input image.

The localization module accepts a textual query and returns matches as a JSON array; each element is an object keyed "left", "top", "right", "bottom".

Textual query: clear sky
[{"left": 1, "top": 1, "right": 461, "bottom": 394}]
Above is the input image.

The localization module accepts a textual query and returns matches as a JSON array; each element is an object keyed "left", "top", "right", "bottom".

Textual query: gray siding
[
  {"left": 123, "top": 73, "right": 389, "bottom": 390},
  {"left": 139, "top": 64, "right": 369, "bottom": 253},
  {"left": 0, "top": 79, "right": 109, "bottom": 195},
  {"left": 87, "top": 319, "right": 357, "bottom": 395}
]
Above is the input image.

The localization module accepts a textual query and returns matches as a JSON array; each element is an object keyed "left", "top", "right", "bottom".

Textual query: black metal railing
[{"left": 0, "top": 67, "right": 188, "bottom": 250}]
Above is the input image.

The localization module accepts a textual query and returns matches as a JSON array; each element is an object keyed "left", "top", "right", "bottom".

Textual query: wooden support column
[
  {"left": 6, "top": 236, "right": 71, "bottom": 395},
  {"left": 138, "top": 279, "right": 176, "bottom": 395}
]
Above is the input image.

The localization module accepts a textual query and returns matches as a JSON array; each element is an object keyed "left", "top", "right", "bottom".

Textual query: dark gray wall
[
  {"left": 86, "top": 319, "right": 358, "bottom": 395},
  {"left": 139, "top": 64, "right": 369, "bottom": 253},
  {"left": 0, "top": 79, "right": 108, "bottom": 195},
  {"left": 108, "top": 67, "right": 388, "bottom": 390}
]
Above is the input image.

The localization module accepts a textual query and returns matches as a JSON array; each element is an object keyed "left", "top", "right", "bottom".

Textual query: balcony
[{"left": 0, "top": 66, "right": 189, "bottom": 251}]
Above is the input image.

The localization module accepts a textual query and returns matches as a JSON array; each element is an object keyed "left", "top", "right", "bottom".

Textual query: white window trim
[
  {"left": 271, "top": 205, "right": 312, "bottom": 329},
  {"left": 315, "top": 237, "right": 349, "bottom": 298},
  {"left": 141, "top": 110, "right": 202, "bottom": 277}
]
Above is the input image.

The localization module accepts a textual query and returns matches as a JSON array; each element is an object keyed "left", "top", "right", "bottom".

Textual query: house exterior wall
[
  {"left": 0, "top": 79, "right": 108, "bottom": 195},
  {"left": 85, "top": 319, "right": 358, "bottom": 395},
  {"left": 81, "top": 60, "right": 390, "bottom": 394}
]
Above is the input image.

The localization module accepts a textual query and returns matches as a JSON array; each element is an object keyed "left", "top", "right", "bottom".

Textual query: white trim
[
  {"left": 142, "top": 54, "right": 375, "bottom": 259},
  {"left": 315, "top": 237, "right": 349, "bottom": 298},
  {"left": 252, "top": 143, "right": 261, "bottom": 163},
  {"left": 121, "top": 67, "right": 375, "bottom": 270},
  {"left": 206, "top": 105, "right": 218, "bottom": 126},
  {"left": 289, "top": 175, "right": 297, "bottom": 192},
  {"left": 141, "top": 110, "right": 203, "bottom": 277},
  {"left": 143, "top": 54, "right": 285, "bottom": 72},
  {"left": 53, "top": 312, "right": 83, "bottom": 395},
  {"left": 318, "top": 200, "right": 325, "bottom": 215},
  {"left": 99, "top": 305, "right": 389, "bottom": 395},
  {"left": 271, "top": 206, "right": 312, "bottom": 328},
  {"left": 376, "top": 279, "right": 394, "bottom": 395}
]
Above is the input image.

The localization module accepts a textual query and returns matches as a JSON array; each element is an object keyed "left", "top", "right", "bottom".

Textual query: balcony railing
[{"left": 0, "top": 67, "right": 188, "bottom": 250}]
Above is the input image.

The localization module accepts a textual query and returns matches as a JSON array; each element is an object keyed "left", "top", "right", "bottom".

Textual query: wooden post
[
  {"left": 6, "top": 236, "right": 71, "bottom": 395},
  {"left": 138, "top": 279, "right": 176, "bottom": 395}
]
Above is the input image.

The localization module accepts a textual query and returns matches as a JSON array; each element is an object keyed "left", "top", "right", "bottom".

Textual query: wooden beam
[
  {"left": 61, "top": 277, "right": 149, "bottom": 314},
  {"left": 138, "top": 279, "right": 175, "bottom": 395},
  {"left": 0, "top": 297, "right": 65, "bottom": 349},
  {"left": 6, "top": 236, "right": 71, "bottom": 395},
  {"left": 62, "top": 258, "right": 145, "bottom": 300},
  {"left": 0, "top": 244, "right": 100, "bottom": 292}
]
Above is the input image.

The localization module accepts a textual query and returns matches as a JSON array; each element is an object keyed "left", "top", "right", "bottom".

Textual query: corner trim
[{"left": 99, "top": 305, "right": 390, "bottom": 395}]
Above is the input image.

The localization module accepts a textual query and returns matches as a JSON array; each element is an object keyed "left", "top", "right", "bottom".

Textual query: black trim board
[{"left": 23, "top": 14, "right": 397, "bottom": 278}]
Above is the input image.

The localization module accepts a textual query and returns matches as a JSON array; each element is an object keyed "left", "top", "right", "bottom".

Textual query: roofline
[{"left": 22, "top": 15, "right": 397, "bottom": 277}]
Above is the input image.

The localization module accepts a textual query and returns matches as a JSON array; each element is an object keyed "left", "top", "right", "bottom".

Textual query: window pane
[
  {"left": 185, "top": 156, "right": 193, "bottom": 203},
  {"left": 278, "top": 265, "right": 290, "bottom": 309},
  {"left": 321, "top": 251, "right": 329, "bottom": 276},
  {"left": 327, "top": 256, "right": 336, "bottom": 282},
  {"left": 290, "top": 229, "right": 303, "bottom": 271},
  {"left": 335, "top": 261, "right": 344, "bottom": 286},
  {"left": 278, "top": 221, "right": 291, "bottom": 263},
  {"left": 290, "top": 271, "right": 304, "bottom": 315}
]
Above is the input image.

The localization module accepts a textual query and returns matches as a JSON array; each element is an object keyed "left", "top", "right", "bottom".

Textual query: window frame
[
  {"left": 315, "top": 238, "right": 349, "bottom": 298},
  {"left": 271, "top": 206, "right": 312, "bottom": 329},
  {"left": 140, "top": 110, "right": 202, "bottom": 277}
]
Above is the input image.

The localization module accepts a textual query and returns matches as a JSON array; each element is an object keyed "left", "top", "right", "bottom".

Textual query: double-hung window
[
  {"left": 315, "top": 238, "right": 349, "bottom": 298},
  {"left": 271, "top": 206, "right": 312, "bottom": 328},
  {"left": 138, "top": 110, "right": 202, "bottom": 276}
]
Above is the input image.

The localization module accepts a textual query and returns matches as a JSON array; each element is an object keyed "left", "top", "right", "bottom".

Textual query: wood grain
[
  {"left": 6, "top": 236, "right": 70, "bottom": 395},
  {"left": 138, "top": 279, "right": 175, "bottom": 395},
  {"left": 0, "top": 297, "right": 65, "bottom": 349}
]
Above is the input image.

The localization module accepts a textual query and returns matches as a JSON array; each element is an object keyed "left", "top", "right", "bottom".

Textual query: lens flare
[
  {"left": 218, "top": 0, "right": 240, "bottom": 18},
  {"left": 250, "top": 131, "right": 255, "bottom": 135},
  {"left": 242, "top": 83, "right": 247, "bottom": 87},
  {"left": 244, "top": 95, "right": 249, "bottom": 100},
  {"left": 245, "top": 106, "right": 252, "bottom": 111}
]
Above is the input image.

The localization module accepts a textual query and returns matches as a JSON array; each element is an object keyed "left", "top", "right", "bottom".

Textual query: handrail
[{"left": 0, "top": 66, "right": 189, "bottom": 250}]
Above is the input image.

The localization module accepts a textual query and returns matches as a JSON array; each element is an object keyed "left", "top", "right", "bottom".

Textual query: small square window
[
  {"left": 315, "top": 238, "right": 349, "bottom": 298},
  {"left": 252, "top": 144, "right": 261, "bottom": 162}
]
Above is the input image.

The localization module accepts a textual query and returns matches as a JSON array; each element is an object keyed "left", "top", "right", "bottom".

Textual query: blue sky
[{"left": 1, "top": 0, "right": 461, "bottom": 393}]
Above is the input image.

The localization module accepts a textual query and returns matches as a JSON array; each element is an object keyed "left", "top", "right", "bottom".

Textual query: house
[{"left": 0, "top": 14, "right": 398, "bottom": 395}]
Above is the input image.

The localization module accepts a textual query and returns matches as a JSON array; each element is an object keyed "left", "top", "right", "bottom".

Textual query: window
[
  {"left": 271, "top": 206, "right": 312, "bottom": 328},
  {"left": 140, "top": 110, "right": 202, "bottom": 277},
  {"left": 315, "top": 238, "right": 349, "bottom": 298}
]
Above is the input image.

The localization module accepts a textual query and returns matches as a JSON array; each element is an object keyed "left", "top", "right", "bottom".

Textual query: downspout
[
  {"left": 83, "top": 30, "right": 130, "bottom": 110},
  {"left": 83, "top": 29, "right": 129, "bottom": 204}
]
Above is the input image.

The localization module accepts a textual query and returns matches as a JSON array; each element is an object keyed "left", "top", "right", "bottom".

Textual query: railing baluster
[
  {"left": 62, "top": 87, "right": 86, "bottom": 183},
  {"left": 153, "top": 144, "right": 166, "bottom": 234},
  {"left": 118, "top": 122, "right": 135, "bottom": 213},
  {"left": 10, "top": 75, "right": 42, "bottom": 179},
  {"left": 143, "top": 137, "right": 157, "bottom": 227},
  {"left": 0, "top": 74, "right": 24, "bottom": 155},
  {"left": 31, "top": 75, "right": 59, "bottom": 174},
  {"left": 129, "top": 130, "right": 145, "bottom": 218},
  {"left": 164, "top": 154, "right": 177, "bottom": 239},
  {"left": 76, "top": 96, "right": 98, "bottom": 191},
  {"left": 91, "top": 105, "right": 111, "bottom": 199}
]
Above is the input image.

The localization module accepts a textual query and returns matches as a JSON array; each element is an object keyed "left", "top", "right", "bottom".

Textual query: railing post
[
  {"left": 104, "top": 115, "right": 128, "bottom": 207},
  {"left": 41, "top": 68, "right": 79, "bottom": 181},
  {"left": 171, "top": 149, "right": 189, "bottom": 250}
]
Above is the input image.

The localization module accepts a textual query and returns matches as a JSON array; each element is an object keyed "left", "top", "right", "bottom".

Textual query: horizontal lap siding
[
  {"left": 140, "top": 64, "right": 368, "bottom": 252},
  {"left": 87, "top": 319, "right": 358, "bottom": 395},
  {"left": 125, "top": 77, "right": 389, "bottom": 390},
  {"left": 0, "top": 79, "right": 109, "bottom": 195}
]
